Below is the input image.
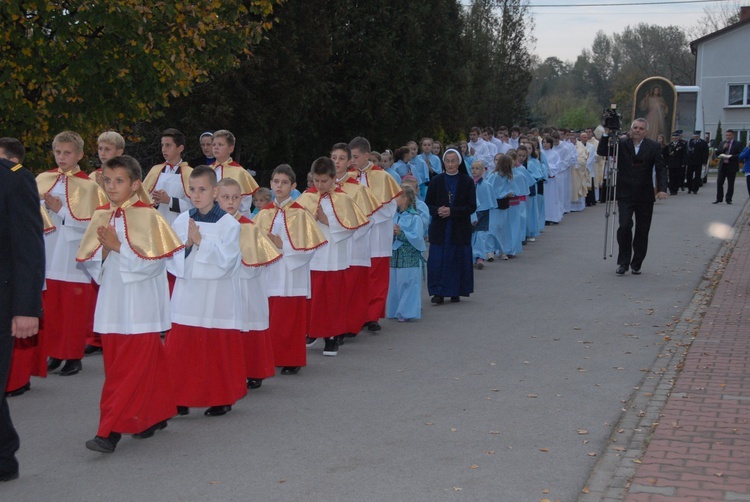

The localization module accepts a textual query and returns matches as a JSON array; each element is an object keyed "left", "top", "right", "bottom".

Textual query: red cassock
[
  {"left": 43, "top": 279, "right": 96, "bottom": 359},
  {"left": 98, "top": 333, "right": 176, "bottom": 436},
  {"left": 268, "top": 297, "right": 308, "bottom": 368},
  {"left": 166, "top": 325, "right": 247, "bottom": 407},
  {"left": 307, "top": 269, "right": 349, "bottom": 338},
  {"left": 367, "top": 257, "right": 390, "bottom": 322},
  {"left": 242, "top": 329, "right": 276, "bottom": 380}
]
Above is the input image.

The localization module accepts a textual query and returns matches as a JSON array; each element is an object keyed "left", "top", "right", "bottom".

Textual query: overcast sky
[{"left": 530, "top": 0, "right": 717, "bottom": 62}]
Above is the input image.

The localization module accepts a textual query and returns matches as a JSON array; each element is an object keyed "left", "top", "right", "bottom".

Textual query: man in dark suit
[
  {"left": 686, "top": 130, "right": 709, "bottom": 194},
  {"left": 664, "top": 130, "right": 687, "bottom": 195},
  {"left": 0, "top": 138, "right": 45, "bottom": 482},
  {"left": 597, "top": 118, "right": 668, "bottom": 275},
  {"left": 714, "top": 129, "right": 743, "bottom": 204}
]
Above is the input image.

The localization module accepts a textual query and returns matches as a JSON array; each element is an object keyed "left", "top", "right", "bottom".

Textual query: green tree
[{"left": 0, "top": 0, "right": 283, "bottom": 169}]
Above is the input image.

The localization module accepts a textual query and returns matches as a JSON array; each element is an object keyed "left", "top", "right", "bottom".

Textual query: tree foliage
[
  {"left": 0, "top": 0, "right": 283, "bottom": 168},
  {"left": 527, "top": 23, "right": 695, "bottom": 128},
  {"left": 150, "top": 0, "right": 533, "bottom": 184}
]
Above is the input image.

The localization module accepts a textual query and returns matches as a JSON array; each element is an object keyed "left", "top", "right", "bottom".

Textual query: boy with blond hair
[
  {"left": 37, "top": 131, "right": 107, "bottom": 377},
  {"left": 216, "top": 178, "right": 281, "bottom": 389}
]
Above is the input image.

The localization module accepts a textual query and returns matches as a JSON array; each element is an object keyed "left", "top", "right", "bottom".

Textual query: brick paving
[{"left": 623, "top": 206, "right": 750, "bottom": 501}]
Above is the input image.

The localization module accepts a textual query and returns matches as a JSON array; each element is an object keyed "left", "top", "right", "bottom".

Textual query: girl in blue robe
[
  {"left": 487, "top": 154, "right": 515, "bottom": 259},
  {"left": 392, "top": 147, "right": 412, "bottom": 180},
  {"left": 400, "top": 175, "right": 431, "bottom": 237},
  {"left": 386, "top": 186, "right": 425, "bottom": 321},
  {"left": 507, "top": 150, "right": 530, "bottom": 256},
  {"left": 469, "top": 160, "right": 496, "bottom": 268},
  {"left": 521, "top": 144, "right": 543, "bottom": 239}
]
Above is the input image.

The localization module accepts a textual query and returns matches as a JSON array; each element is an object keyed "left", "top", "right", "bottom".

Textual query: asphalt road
[{"left": 2, "top": 180, "right": 744, "bottom": 502}]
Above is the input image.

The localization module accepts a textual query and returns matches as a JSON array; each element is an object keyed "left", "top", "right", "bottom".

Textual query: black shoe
[
  {"left": 712, "top": 200, "right": 721, "bottom": 204},
  {"left": 85, "top": 432, "right": 121, "bottom": 453},
  {"left": 247, "top": 378, "right": 263, "bottom": 390},
  {"left": 0, "top": 470, "right": 19, "bottom": 482},
  {"left": 342, "top": 333, "right": 357, "bottom": 338},
  {"left": 616, "top": 265, "right": 628, "bottom": 275},
  {"left": 132, "top": 420, "right": 167, "bottom": 439},
  {"left": 280, "top": 366, "right": 301, "bottom": 375},
  {"left": 323, "top": 337, "right": 339, "bottom": 357},
  {"left": 59, "top": 359, "right": 82, "bottom": 376},
  {"left": 204, "top": 405, "right": 232, "bottom": 417},
  {"left": 687, "top": 191, "right": 693, "bottom": 194},
  {"left": 727, "top": 201, "right": 732, "bottom": 204},
  {"left": 366, "top": 321, "right": 381, "bottom": 332},
  {"left": 47, "top": 357, "right": 63, "bottom": 372},
  {"left": 5, "top": 382, "right": 30, "bottom": 398},
  {"left": 431, "top": 295, "right": 444, "bottom": 304},
  {"left": 83, "top": 344, "right": 102, "bottom": 355},
  {"left": 176, "top": 406, "right": 189, "bottom": 416},
  {"left": 450, "top": 296, "right": 460, "bottom": 303},
  {"left": 631, "top": 267, "right": 641, "bottom": 275},
  {"left": 305, "top": 336, "right": 319, "bottom": 348}
]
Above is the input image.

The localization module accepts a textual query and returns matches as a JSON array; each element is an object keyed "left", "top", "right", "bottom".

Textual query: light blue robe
[
  {"left": 386, "top": 209, "right": 425, "bottom": 320},
  {"left": 385, "top": 167, "right": 402, "bottom": 184},
  {"left": 509, "top": 168, "right": 530, "bottom": 256},
  {"left": 471, "top": 177, "right": 497, "bottom": 261},
  {"left": 412, "top": 153, "right": 442, "bottom": 200},
  {"left": 487, "top": 172, "right": 514, "bottom": 255},
  {"left": 415, "top": 199, "right": 430, "bottom": 238},
  {"left": 393, "top": 160, "right": 411, "bottom": 179},
  {"left": 516, "top": 165, "right": 538, "bottom": 239}
]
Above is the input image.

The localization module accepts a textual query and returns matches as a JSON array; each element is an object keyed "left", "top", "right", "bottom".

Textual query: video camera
[{"left": 601, "top": 104, "right": 621, "bottom": 132}]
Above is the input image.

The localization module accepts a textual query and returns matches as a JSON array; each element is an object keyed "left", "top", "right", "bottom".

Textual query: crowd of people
[{"left": 0, "top": 117, "right": 721, "bottom": 468}]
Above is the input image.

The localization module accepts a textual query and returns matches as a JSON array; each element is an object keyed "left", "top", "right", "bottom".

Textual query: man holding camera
[{"left": 597, "top": 118, "right": 668, "bottom": 275}]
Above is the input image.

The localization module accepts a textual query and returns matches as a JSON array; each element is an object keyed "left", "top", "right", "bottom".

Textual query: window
[{"left": 727, "top": 84, "right": 750, "bottom": 107}]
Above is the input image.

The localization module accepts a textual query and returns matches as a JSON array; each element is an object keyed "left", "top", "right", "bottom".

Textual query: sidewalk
[{"left": 623, "top": 202, "right": 750, "bottom": 501}]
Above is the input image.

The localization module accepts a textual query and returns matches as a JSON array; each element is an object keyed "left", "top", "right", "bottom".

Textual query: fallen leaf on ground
[
  {"left": 527, "top": 394, "right": 538, "bottom": 398},
  {"left": 577, "top": 429, "right": 588, "bottom": 435},
  {"left": 469, "top": 464, "right": 479, "bottom": 469},
  {"left": 588, "top": 452, "right": 597, "bottom": 457},
  {"left": 450, "top": 428, "right": 457, "bottom": 432},
  {"left": 452, "top": 487, "right": 462, "bottom": 491},
  {"left": 539, "top": 448, "right": 550, "bottom": 452},
  {"left": 486, "top": 451, "right": 496, "bottom": 455},
  {"left": 582, "top": 486, "right": 590, "bottom": 494}
]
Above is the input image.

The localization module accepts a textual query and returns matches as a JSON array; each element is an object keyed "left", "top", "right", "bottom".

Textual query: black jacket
[
  {"left": 686, "top": 138, "right": 709, "bottom": 166},
  {"left": 663, "top": 140, "right": 687, "bottom": 169},
  {"left": 716, "top": 138, "right": 743, "bottom": 171},
  {"left": 597, "top": 135, "right": 667, "bottom": 203},
  {"left": 0, "top": 159, "right": 45, "bottom": 329},
  {"left": 425, "top": 172, "right": 476, "bottom": 246}
]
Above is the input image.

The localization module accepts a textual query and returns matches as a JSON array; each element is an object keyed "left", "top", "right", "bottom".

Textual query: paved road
[{"left": 2, "top": 182, "right": 744, "bottom": 502}]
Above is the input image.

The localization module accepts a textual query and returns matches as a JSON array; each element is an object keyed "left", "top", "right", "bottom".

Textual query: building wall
[{"left": 694, "top": 24, "right": 750, "bottom": 143}]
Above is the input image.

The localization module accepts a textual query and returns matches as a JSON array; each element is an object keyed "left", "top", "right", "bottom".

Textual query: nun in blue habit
[{"left": 425, "top": 148, "right": 476, "bottom": 303}]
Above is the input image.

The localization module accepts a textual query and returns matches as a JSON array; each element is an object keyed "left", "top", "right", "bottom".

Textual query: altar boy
[
  {"left": 167, "top": 166, "right": 247, "bottom": 416},
  {"left": 254, "top": 165, "right": 326, "bottom": 375},
  {"left": 77, "top": 156, "right": 183, "bottom": 453},
  {"left": 296, "top": 157, "right": 368, "bottom": 356}
]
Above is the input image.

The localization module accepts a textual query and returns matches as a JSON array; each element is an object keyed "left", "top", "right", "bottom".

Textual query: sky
[{"left": 530, "top": 0, "right": 724, "bottom": 62}]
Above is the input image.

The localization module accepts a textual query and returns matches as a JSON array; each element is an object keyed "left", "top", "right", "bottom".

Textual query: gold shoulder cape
[
  {"left": 254, "top": 202, "right": 327, "bottom": 252},
  {"left": 233, "top": 214, "right": 282, "bottom": 267},
  {"left": 297, "top": 188, "right": 369, "bottom": 230},
  {"left": 77, "top": 197, "right": 184, "bottom": 262},
  {"left": 350, "top": 165, "right": 402, "bottom": 204},
  {"left": 214, "top": 160, "right": 259, "bottom": 196},
  {"left": 37, "top": 168, "right": 108, "bottom": 221},
  {"left": 142, "top": 162, "right": 192, "bottom": 199},
  {"left": 41, "top": 206, "right": 56, "bottom": 234},
  {"left": 338, "top": 174, "right": 382, "bottom": 216}
]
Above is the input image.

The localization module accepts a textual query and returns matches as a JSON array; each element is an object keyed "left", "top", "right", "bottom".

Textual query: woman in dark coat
[{"left": 425, "top": 148, "right": 477, "bottom": 304}]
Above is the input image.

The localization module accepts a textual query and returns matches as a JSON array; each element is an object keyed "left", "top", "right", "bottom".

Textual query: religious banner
[{"left": 633, "top": 77, "right": 677, "bottom": 142}]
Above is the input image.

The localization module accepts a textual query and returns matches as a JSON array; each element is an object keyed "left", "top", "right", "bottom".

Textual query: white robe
[
  {"left": 151, "top": 166, "right": 193, "bottom": 225},
  {"left": 44, "top": 177, "right": 93, "bottom": 283},
  {"left": 83, "top": 213, "right": 171, "bottom": 335},
  {"left": 264, "top": 208, "right": 317, "bottom": 298},
  {"left": 310, "top": 197, "right": 355, "bottom": 272},
  {"left": 168, "top": 213, "right": 242, "bottom": 329},
  {"left": 543, "top": 148, "right": 564, "bottom": 223}
]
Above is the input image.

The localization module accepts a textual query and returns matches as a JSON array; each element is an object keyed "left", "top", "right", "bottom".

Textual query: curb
[{"left": 579, "top": 199, "right": 749, "bottom": 501}]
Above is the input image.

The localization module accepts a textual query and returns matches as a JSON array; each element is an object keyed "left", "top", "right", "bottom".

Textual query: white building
[{"left": 690, "top": 7, "right": 750, "bottom": 145}]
